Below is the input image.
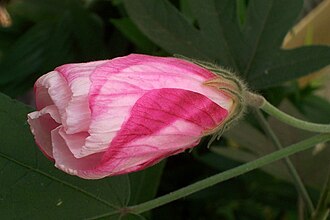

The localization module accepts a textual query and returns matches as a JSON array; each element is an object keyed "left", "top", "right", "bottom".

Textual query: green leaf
[
  {"left": 128, "top": 161, "right": 165, "bottom": 205},
  {"left": 240, "top": 0, "right": 301, "bottom": 75},
  {"left": 0, "top": 92, "right": 165, "bottom": 218},
  {"left": 9, "top": 0, "right": 82, "bottom": 22},
  {"left": 123, "top": 0, "right": 215, "bottom": 60},
  {"left": 0, "top": 20, "right": 75, "bottom": 97},
  {"left": 0, "top": 0, "right": 107, "bottom": 97},
  {"left": 0, "top": 31, "right": 18, "bottom": 57},
  {"left": 68, "top": 6, "right": 107, "bottom": 60},
  {"left": 110, "top": 18, "right": 156, "bottom": 53},
  {"left": 10, "top": 0, "right": 107, "bottom": 59},
  {"left": 0, "top": 93, "right": 131, "bottom": 219},
  {"left": 247, "top": 45, "right": 330, "bottom": 89},
  {"left": 94, "top": 213, "right": 146, "bottom": 220},
  {"left": 0, "top": 22, "right": 52, "bottom": 86},
  {"left": 121, "top": 214, "right": 147, "bottom": 220},
  {"left": 124, "top": 0, "right": 330, "bottom": 89}
]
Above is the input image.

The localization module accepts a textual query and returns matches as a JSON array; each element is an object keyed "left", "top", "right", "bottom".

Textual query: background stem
[
  {"left": 125, "top": 134, "right": 330, "bottom": 215},
  {"left": 254, "top": 109, "right": 315, "bottom": 213},
  {"left": 311, "top": 166, "right": 330, "bottom": 220}
]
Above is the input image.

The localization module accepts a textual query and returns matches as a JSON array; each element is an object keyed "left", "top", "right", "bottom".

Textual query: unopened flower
[{"left": 27, "top": 54, "right": 245, "bottom": 179}]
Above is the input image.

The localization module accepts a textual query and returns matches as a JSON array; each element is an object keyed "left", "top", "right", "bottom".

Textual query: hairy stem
[{"left": 246, "top": 92, "right": 330, "bottom": 133}]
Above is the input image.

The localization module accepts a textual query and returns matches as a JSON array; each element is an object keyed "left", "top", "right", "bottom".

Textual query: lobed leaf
[
  {"left": 0, "top": 93, "right": 130, "bottom": 219},
  {"left": 124, "top": 0, "right": 330, "bottom": 89},
  {"left": 0, "top": 92, "right": 165, "bottom": 219}
]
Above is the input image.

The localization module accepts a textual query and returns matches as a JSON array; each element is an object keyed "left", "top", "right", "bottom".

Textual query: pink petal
[
  {"left": 51, "top": 127, "right": 103, "bottom": 177},
  {"left": 35, "top": 71, "right": 71, "bottom": 117},
  {"left": 58, "top": 128, "right": 89, "bottom": 158},
  {"left": 55, "top": 61, "right": 107, "bottom": 134},
  {"left": 29, "top": 54, "right": 236, "bottom": 179},
  {"left": 84, "top": 54, "right": 232, "bottom": 157},
  {"left": 27, "top": 105, "right": 61, "bottom": 159},
  {"left": 63, "top": 95, "right": 91, "bottom": 134},
  {"left": 82, "top": 92, "right": 143, "bottom": 157},
  {"left": 49, "top": 88, "right": 228, "bottom": 179},
  {"left": 96, "top": 88, "right": 228, "bottom": 176}
]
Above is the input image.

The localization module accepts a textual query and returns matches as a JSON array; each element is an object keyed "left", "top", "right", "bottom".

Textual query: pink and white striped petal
[
  {"left": 57, "top": 88, "right": 228, "bottom": 179},
  {"left": 82, "top": 54, "right": 232, "bottom": 158},
  {"left": 27, "top": 54, "right": 243, "bottom": 179}
]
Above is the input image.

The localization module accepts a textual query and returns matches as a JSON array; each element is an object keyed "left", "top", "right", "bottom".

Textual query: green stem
[
  {"left": 254, "top": 109, "right": 315, "bottom": 213},
  {"left": 127, "top": 134, "right": 329, "bottom": 215},
  {"left": 122, "top": 134, "right": 329, "bottom": 215},
  {"left": 311, "top": 166, "right": 330, "bottom": 220},
  {"left": 246, "top": 92, "right": 330, "bottom": 133}
]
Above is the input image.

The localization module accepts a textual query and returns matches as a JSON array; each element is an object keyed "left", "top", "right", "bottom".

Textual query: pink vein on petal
[
  {"left": 98, "top": 88, "right": 228, "bottom": 175},
  {"left": 84, "top": 54, "right": 232, "bottom": 158}
]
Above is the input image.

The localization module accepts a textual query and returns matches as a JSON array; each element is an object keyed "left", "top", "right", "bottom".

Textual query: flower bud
[{"left": 27, "top": 54, "right": 245, "bottom": 179}]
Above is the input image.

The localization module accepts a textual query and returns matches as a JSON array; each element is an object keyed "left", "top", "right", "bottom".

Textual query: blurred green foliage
[
  {"left": 123, "top": 0, "right": 330, "bottom": 89},
  {"left": 0, "top": 0, "right": 330, "bottom": 219},
  {"left": 0, "top": 0, "right": 160, "bottom": 97}
]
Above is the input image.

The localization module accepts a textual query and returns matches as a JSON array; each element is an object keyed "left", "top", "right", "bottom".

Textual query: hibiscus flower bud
[{"left": 27, "top": 54, "right": 246, "bottom": 179}]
